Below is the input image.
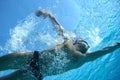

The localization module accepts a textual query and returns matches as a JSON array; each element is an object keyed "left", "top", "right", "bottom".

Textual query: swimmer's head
[{"left": 73, "top": 39, "right": 90, "bottom": 53}]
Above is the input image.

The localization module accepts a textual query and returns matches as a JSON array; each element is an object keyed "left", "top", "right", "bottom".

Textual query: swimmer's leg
[
  {"left": 0, "top": 52, "right": 33, "bottom": 71},
  {"left": 0, "top": 69, "right": 36, "bottom": 80}
]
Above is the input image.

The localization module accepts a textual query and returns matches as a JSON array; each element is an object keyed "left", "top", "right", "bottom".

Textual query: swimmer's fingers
[{"left": 35, "top": 10, "right": 45, "bottom": 17}]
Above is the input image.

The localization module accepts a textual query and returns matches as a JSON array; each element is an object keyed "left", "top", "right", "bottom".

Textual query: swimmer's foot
[{"left": 28, "top": 51, "right": 43, "bottom": 80}]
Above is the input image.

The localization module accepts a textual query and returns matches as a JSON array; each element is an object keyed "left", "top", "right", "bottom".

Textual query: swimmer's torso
[
  {"left": 38, "top": 47, "right": 71, "bottom": 76},
  {"left": 38, "top": 39, "right": 86, "bottom": 77}
]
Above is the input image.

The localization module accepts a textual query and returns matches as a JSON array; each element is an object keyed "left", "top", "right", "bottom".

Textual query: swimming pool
[{"left": 0, "top": 0, "right": 120, "bottom": 80}]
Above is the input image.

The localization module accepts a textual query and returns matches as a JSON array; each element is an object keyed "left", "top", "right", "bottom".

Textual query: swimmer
[{"left": 0, "top": 10, "right": 120, "bottom": 80}]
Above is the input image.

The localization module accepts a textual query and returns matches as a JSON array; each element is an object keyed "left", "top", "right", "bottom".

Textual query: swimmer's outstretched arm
[
  {"left": 36, "top": 10, "right": 69, "bottom": 40},
  {"left": 0, "top": 52, "right": 33, "bottom": 71},
  {"left": 86, "top": 42, "right": 120, "bottom": 61}
]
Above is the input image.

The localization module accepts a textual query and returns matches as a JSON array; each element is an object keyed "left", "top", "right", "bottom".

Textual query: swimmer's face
[{"left": 74, "top": 39, "right": 90, "bottom": 53}]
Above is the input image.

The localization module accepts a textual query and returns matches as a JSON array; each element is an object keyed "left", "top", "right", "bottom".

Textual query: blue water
[{"left": 0, "top": 0, "right": 120, "bottom": 80}]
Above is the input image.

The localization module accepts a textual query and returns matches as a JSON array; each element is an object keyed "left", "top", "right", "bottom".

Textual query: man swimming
[{"left": 0, "top": 10, "right": 120, "bottom": 80}]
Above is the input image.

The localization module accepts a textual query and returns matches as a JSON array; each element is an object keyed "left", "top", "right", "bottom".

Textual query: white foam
[
  {"left": 0, "top": 13, "right": 71, "bottom": 56},
  {"left": 3, "top": 15, "right": 37, "bottom": 54},
  {"left": 87, "top": 27, "right": 102, "bottom": 47}
]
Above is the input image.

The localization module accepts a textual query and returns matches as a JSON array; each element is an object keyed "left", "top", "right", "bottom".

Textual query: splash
[
  {"left": 87, "top": 27, "right": 102, "bottom": 48},
  {"left": 0, "top": 15, "right": 37, "bottom": 56},
  {"left": 40, "top": 50, "right": 70, "bottom": 77},
  {"left": 0, "top": 14, "right": 65, "bottom": 56},
  {"left": 0, "top": 13, "right": 71, "bottom": 77}
]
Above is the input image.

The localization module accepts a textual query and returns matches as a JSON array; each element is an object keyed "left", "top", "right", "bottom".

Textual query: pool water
[{"left": 0, "top": 0, "right": 120, "bottom": 80}]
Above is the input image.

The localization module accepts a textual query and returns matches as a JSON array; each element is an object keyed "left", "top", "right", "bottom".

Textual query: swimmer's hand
[
  {"left": 36, "top": 10, "right": 48, "bottom": 16},
  {"left": 35, "top": 10, "right": 53, "bottom": 19},
  {"left": 35, "top": 10, "right": 48, "bottom": 19},
  {"left": 103, "top": 42, "right": 120, "bottom": 50}
]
